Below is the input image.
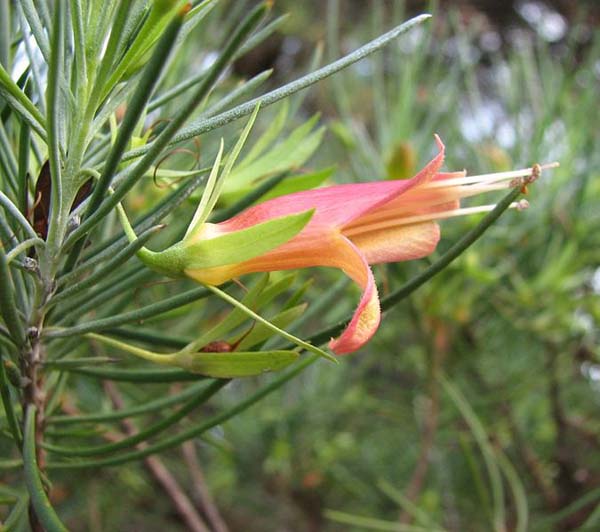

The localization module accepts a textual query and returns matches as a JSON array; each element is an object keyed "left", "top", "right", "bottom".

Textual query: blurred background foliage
[
  {"left": 2, "top": 0, "right": 599, "bottom": 530},
  {"left": 190, "top": 1, "right": 600, "bottom": 530}
]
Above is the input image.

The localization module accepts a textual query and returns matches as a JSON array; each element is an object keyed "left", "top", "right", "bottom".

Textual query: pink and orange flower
[{"left": 181, "top": 135, "right": 540, "bottom": 354}]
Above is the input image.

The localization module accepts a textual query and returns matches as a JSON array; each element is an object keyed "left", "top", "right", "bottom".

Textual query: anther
[{"left": 526, "top": 163, "right": 542, "bottom": 184}]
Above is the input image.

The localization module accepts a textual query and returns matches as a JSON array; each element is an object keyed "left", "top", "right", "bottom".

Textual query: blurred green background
[
  {"left": 4, "top": 0, "right": 599, "bottom": 530},
  {"left": 177, "top": 2, "right": 600, "bottom": 530}
]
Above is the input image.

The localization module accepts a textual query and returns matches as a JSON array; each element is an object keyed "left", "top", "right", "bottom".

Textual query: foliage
[{"left": 0, "top": 0, "right": 598, "bottom": 530}]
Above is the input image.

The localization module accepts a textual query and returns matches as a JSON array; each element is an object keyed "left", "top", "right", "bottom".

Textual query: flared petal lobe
[
  {"left": 325, "top": 237, "right": 380, "bottom": 354},
  {"left": 185, "top": 232, "right": 380, "bottom": 354},
  {"left": 350, "top": 222, "right": 441, "bottom": 264}
]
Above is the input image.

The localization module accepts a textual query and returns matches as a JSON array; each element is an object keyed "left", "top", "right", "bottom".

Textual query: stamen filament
[
  {"left": 345, "top": 200, "right": 529, "bottom": 236},
  {"left": 424, "top": 162, "right": 559, "bottom": 189}
]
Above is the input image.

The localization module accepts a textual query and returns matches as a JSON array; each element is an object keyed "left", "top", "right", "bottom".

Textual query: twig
[{"left": 181, "top": 440, "right": 230, "bottom": 532}]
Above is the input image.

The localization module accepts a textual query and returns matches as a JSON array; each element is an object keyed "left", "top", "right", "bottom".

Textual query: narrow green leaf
[
  {"left": 495, "top": 451, "right": 529, "bottom": 532},
  {"left": 44, "top": 380, "right": 227, "bottom": 457},
  {"left": 199, "top": 101, "right": 262, "bottom": 224},
  {"left": 42, "top": 357, "right": 118, "bottom": 369},
  {"left": 69, "top": 0, "right": 87, "bottom": 93},
  {"left": 55, "top": 265, "right": 152, "bottom": 320},
  {"left": 0, "top": 189, "right": 38, "bottom": 240},
  {"left": 120, "top": 14, "right": 433, "bottom": 160},
  {"left": 17, "top": 120, "right": 30, "bottom": 215},
  {"left": 225, "top": 115, "right": 324, "bottom": 192},
  {"left": 57, "top": 225, "right": 159, "bottom": 288},
  {"left": 197, "top": 69, "right": 273, "bottom": 118},
  {"left": 85, "top": 10, "right": 186, "bottom": 225},
  {"left": 3, "top": 494, "right": 29, "bottom": 530},
  {"left": 184, "top": 140, "right": 224, "bottom": 238},
  {"left": 23, "top": 406, "right": 68, "bottom": 532},
  {"left": 63, "top": 2, "right": 269, "bottom": 249},
  {"left": 46, "top": 354, "right": 319, "bottom": 469},
  {"left": 148, "top": 6, "right": 275, "bottom": 111},
  {"left": 50, "top": 225, "right": 162, "bottom": 305},
  {"left": 43, "top": 1, "right": 66, "bottom": 259},
  {"left": 46, "top": 285, "right": 213, "bottom": 338},
  {"left": 18, "top": 0, "right": 50, "bottom": 61},
  {"left": 64, "top": 366, "right": 206, "bottom": 382},
  {"left": 97, "top": 0, "right": 182, "bottom": 103},
  {"left": 85, "top": 0, "right": 133, "bottom": 106},
  {"left": 182, "top": 274, "right": 270, "bottom": 353},
  {"left": 16, "top": 10, "right": 47, "bottom": 115},
  {"left": 0, "top": 122, "right": 18, "bottom": 194},
  {"left": 205, "top": 284, "right": 336, "bottom": 362},
  {"left": 237, "top": 13, "right": 289, "bottom": 57},
  {"left": 0, "top": 458, "right": 23, "bottom": 470},
  {"left": 0, "top": 354, "right": 22, "bottom": 448},
  {"left": 106, "top": 327, "right": 190, "bottom": 349},
  {"left": 65, "top": 8, "right": 186, "bottom": 271},
  {"left": 0, "top": 0, "right": 9, "bottom": 68},
  {"left": 0, "top": 64, "right": 46, "bottom": 139},
  {"left": 0, "top": 245, "right": 25, "bottom": 345},
  {"left": 235, "top": 305, "right": 307, "bottom": 350},
  {"left": 5, "top": 237, "right": 45, "bottom": 264},
  {"left": 378, "top": 479, "right": 444, "bottom": 530},
  {"left": 47, "top": 380, "right": 210, "bottom": 425},
  {"left": 325, "top": 509, "right": 438, "bottom": 532},
  {"left": 185, "top": 101, "right": 261, "bottom": 240},
  {"left": 238, "top": 100, "right": 288, "bottom": 168},
  {"left": 72, "top": 169, "right": 208, "bottom": 275}
]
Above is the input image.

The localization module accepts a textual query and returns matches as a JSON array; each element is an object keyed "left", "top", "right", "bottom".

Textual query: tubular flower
[{"left": 176, "top": 135, "right": 539, "bottom": 354}]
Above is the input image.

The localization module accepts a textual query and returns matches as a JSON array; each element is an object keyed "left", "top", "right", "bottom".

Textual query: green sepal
[
  {"left": 182, "top": 208, "right": 314, "bottom": 271},
  {"left": 171, "top": 350, "right": 299, "bottom": 378},
  {"left": 138, "top": 209, "right": 313, "bottom": 277}
]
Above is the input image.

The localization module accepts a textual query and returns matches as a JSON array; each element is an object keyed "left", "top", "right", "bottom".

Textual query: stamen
[
  {"left": 345, "top": 201, "right": 529, "bottom": 236},
  {"left": 423, "top": 162, "right": 559, "bottom": 189}
]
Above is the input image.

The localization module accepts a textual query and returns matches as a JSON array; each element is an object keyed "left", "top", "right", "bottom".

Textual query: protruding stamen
[
  {"left": 345, "top": 201, "right": 529, "bottom": 236},
  {"left": 395, "top": 201, "right": 529, "bottom": 226},
  {"left": 516, "top": 199, "right": 529, "bottom": 211},
  {"left": 424, "top": 162, "right": 559, "bottom": 189}
]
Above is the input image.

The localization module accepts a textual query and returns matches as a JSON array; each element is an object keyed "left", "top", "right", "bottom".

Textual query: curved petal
[
  {"left": 326, "top": 237, "right": 380, "bottom": 354},
  {"left": 186, "top": 230, "right": 379, "bottom": 354},
  {"left": 350, "top": 221, "right": 440, "bottom": 264}
]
